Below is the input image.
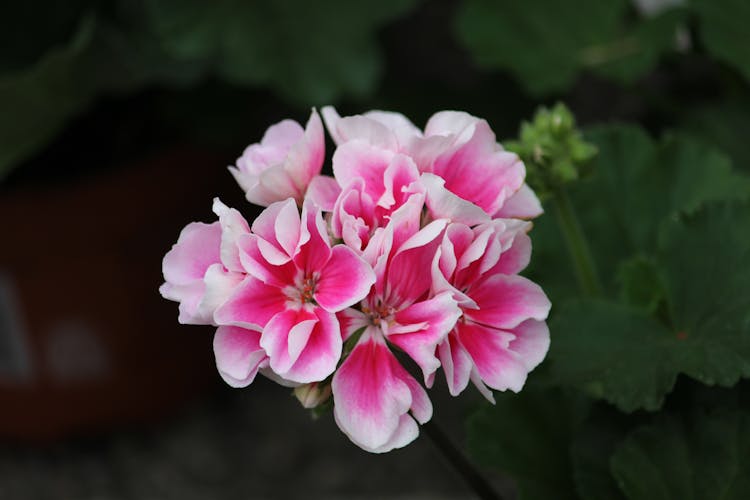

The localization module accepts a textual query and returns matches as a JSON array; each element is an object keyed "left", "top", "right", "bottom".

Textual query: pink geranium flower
[
  {"left": 215, "top": 199, "right": 375, "bottom": 383},
  {"left": 431, "top": 221, "right": 551, "bottom": 399},
  {"left": 161, "top": 106, "right": 552, "bottom": 455},
  {"left": 230, "top": 109, "right": 325, "bottom": 207},
  {"left": 332, "top": 194, "right": 461, "bottom": 452}
]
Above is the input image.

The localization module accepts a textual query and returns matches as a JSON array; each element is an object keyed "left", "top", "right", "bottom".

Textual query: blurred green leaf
[
  {"left": 0, "top": 16, "right": 95, "bottom": 178},
  {"left": 570, "top": 411, "right": 630, "bottom": 500},
  {"left": 0, "top": 13, "right": 201, "bottom": 179},
  {"left": 466, "top": 389, "right": 586, "bottom": 500},
  {"left": 550, "top": 300, "right": 677, "bottom": 411},
  {"left": 610, "top": 410, "right": 750, "bottom": 499},
  {"left": 691, "top": 0, "right": 750, "bottom": 81},
  {"left": 548, "top": 202, "right": 750, "bottom": 411},
  {"left": 456, "top": 0, "right": 685, "bottom": 95},
  {"left": 616, "top": 256, "right": 665, "bottom": 313},
  {"left": 659, "top": 202, "right": 750, "bottom": 387},
  {"left": 680, "top": 99, "right": 750, "bottom": 173},
  {"left": 142, "top": 0, "right": 419, "bottom": 105},
  {"left": 574, "top": 126, "right": 750, "bottom": 287}
]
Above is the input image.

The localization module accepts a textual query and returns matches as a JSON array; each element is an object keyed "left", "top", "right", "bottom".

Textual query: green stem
[
  {"left": 422, "top": 420, "right": 502, "bottom": 500},
  {"left": 552, "top": 188, "right": 602, "bottom": 297}
]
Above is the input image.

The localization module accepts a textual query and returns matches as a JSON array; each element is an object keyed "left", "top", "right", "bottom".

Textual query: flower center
[
  {"left": 361, "top": 299, "right": 395, "bottom": 327},
  {"left": 299, "top": 276, "right": 316, "bottom": 303}
]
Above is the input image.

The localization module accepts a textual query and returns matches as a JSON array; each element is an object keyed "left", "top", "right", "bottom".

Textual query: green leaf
[
  {"left": 616, "top": 256, "right": 665, "bottom": 313},
  {"left": 659, "top": 202, "right": 750, "bottom": 387},
  {"left": 570, "top": 413, "right": 629, "bottom": 500},
  {"left": 680, "top": 99, "right": 750, "bottom": 173},
  {"left": 610, "top": 410, "right": 750, "bottom": 499},
  {"left": 548, "top": 202, "right": 750, "bottom": 411},
  {"left": 549, "top": 300, "right": 678, "bottom": 411},
  {"left": 573, "top": 125, "right": 750, "bottom": 288},
  {"left": 455, "top": 0, "right": 685, "bottom": 95},
  {"left": 466, "top": 389, "right": 586, "bottom": 500},
  {"left": 142, "top": 0, "right": 418, "bottom": 105},
  {"left": 691, "top": 0, "right": 750, "bottom": 81}
]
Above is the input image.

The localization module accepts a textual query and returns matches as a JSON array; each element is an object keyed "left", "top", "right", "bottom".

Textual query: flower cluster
[{"left": 160, "top": 107, "right": 551, "bottom": 453}]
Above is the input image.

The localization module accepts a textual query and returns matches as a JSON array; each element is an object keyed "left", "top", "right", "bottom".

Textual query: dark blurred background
[{"left": 1, "top": 0, "right": 748, "bottom": 498}]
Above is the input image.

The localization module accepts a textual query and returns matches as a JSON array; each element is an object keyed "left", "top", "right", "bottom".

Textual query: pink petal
[
  {"left": 315, "top": 245, "right": 375, "bottom": 312},
  {"left": 212, "top": 198, "right": 251, "bottom": 273},
  {"left": 466, "top": 274, "right": 551, "bottom": 330},
  {"left": 363, "top": 110, "right": 422, "bottom": 148},
  {"left": 294, "top": 202, "right": 332, "bottom": 273},
  {"left": 491, "top": 230, "right": 532, "bottom": 275},
  {"left": 386, "top": 218, "right": 447, "bottom": 306},
  {"left": 321, "top": 105, "right": 345, "bottom": 145},
  {"left": 494, "top": 184, "right": 544, "bottom": 219},
  {"left": 162, "top": 221, "right": 221, "bottom": 285},
  {"left": 284, "top": 109, "right": 325, "bottom": 194},
  {"left": 213, "top": 277, "right": 287, "bottom": 329},
  {"left": 334, "top": 116, "right": 399, "bottom": 151},
  {"left": 432, "top": 121, "right": 525, "bottom": 215},
  {"left": 197, "top": 263, "right": 244, "bottom": 322},
  {"left": 213, "top": 325, "right": 267, "bottom": 388},
  {"left": 332, "top": 140, "right": 393, "bottom": 202},
  {"left": 378, "top": 154, "right": 420, "bottom": 209},
  {"left": 260, "top": 307, "right": 342, "bottom": 383},
  {"left": 284, "top": 308, "right": 343, "bottom": 383},
  {"left": 424, "top": 110, "right": 481, "bottom": 145},
  {"left": 457, "top": 321, "right": 528, "bottom": 392},
  {"left": 437, "top": 332, "right": 474, "bottom": 396},
  {"left": 332, "top": 330, "right": 423, "bottom": 451},
  {"left": 508, "top": 319, "right": 550, "bottom": 372},
  {"left": 389, "top": 292, "right": 461, "bottom": 380},
  {"left": 237, "top": 234, "right": 297, "bottom": 287},
  {"left": 305, "top": 175, "right": 342, "bottom": 212},
  {"left": 421, "top": 173, "right": 490, "bottom": 226},
  {"left": 251, "top": 199, "right": 302, "bottom": 265}
]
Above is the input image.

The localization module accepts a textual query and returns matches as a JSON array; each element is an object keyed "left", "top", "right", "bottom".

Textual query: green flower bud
[{"left": 505, "top": 103, "right": 597, "bottom": 199}]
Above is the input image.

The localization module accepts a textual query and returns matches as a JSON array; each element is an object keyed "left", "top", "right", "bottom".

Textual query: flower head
[{"left": 161, "top": 107, "right": 551, "bottom": 453}]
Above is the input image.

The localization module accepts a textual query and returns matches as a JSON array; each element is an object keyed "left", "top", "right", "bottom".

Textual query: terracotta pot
[{"left": 0, "top": 147, "right": 247, "bottom": 440}]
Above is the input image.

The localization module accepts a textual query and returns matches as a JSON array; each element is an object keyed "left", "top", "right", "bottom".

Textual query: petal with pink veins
[
  {"left": 315, "top": 246, "right": 375, "bottom": 312},
  {"left": 213, "top": 325, "right": 268, "bottom": 388},
  {"left": 212, "top": 198, "right": 251, "bottom": 273}
]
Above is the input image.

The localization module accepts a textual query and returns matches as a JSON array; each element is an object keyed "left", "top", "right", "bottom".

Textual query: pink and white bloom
[
  {"left": 159, "top": 200, "right": 248, "bottom": 324},
  {"left": 161, "top": 106, "right": 552, "bottom": 455},
  {"left": 431, "top": 221, "right": 551, "bottom": 400},
  {"left": 230, "top": 109, "right": 325, "bottom": 207},
  {"left": 215, "top": 199, "right": 375, "bottom": 383},
  {"left": 332, "top": 195, "right": 461, "bottom": 452}
]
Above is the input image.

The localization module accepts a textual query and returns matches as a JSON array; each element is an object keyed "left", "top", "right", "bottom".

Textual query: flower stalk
[
  {"left": 422, "top": 420, "right": 503, "bottom": 500},
  {"left": 552, "top": 188, "right": 602, "bottom": 296}
]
